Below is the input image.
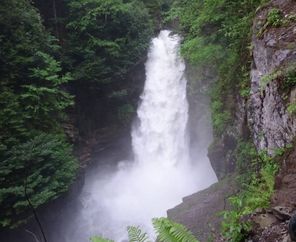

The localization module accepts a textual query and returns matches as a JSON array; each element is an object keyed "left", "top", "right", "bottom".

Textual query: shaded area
[{"left": 167, "top": 176, "right": 237, "bottom": 242}]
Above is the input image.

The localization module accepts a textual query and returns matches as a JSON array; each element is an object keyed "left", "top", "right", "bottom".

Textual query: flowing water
[{"left": 57, "top": 30, "right": 217, "bottom": 242}]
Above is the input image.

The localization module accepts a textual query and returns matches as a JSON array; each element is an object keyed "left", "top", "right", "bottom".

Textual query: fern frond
[
  {"left": 127, "top": 226, "right": 151, "bottom": 242},
  {"left": 152, "top": 218, "right": 199, "bottom": 242},
  {"left": 90, "top": 236, "right": 114, "bottom": 242}
]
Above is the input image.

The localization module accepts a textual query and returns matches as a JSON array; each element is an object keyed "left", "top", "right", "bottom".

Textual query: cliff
[
  {"left": 168, "top": 0, "right": 296, "bottom": 241},
  {"left": 248, "top": 0, "right": 296, "bottom": 152}
]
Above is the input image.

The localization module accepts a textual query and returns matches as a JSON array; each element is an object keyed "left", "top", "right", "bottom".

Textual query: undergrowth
[
  {"left": 260, "top": 63, "right": 296, "bottom": 90},
  {"left": 219, "top": 141, "right": 292, "bottom": 241},
  {"left": 90, "top": 217, "right": 199, "bottom": 242}
]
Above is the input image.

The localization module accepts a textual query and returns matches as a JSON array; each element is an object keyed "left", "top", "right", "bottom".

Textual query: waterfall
[
  {"left": 132, "top": 30, "right": 189, "bottom": 167},
  {"left": 60, "top": 30, "right": 217, "bottom": 242}
]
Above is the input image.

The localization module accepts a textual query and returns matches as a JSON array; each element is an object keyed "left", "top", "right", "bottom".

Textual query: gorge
[
  {"left": 0, "top": 0, "right": 296, "bottom": 242},
  {"left": 47, "top": 30, "right": 217, "bottom": 242}
]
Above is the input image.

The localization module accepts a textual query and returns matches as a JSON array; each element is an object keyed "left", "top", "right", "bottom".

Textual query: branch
[
  {"left": 24, "top": 178, "right": 48, "bottom": 242},
  {"left": 25, "top": 229, "right": 41, "bottom": 242}
]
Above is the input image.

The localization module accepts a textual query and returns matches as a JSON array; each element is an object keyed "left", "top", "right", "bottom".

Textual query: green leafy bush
[
  {"left": 257, "top": 8, "right": 285, "bottom": 37},
  {"left": 0, "top": 0, "right": 77, "bottom": 228},
  {"left": 287, "top": 102, "right": 296, "bottom": 115},
  {"left": 65, "top": 0, "right": 154, "bottom": 126},
  {"left": 153, "top": 217, "right": 199, "bottom": 242},
  {"left": 221, "top": 148, "right": 279, "bottom": 241},
  {"left": 266, "top": 8, "right": 282, "bottom": 27},
  {"left": 0, "top": 133, "right": 78, "bottom": 228},
  {"left": 66, "top": 0, "right": 153, "bottom": 83},
  {"left": 168, "top": 0, "right": 267, "bottom": 136},
  {"left": 284, "top": 65, "right": 296, "bottom": 89},
  {"left": 260, "top": 63, "right": 296, "bottom": 90},
  {"left": 235, "top": 141, "right": 258, "bottom": 173}
]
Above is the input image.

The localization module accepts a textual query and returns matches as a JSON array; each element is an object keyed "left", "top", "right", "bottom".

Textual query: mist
[{"left": 55, "top": 30, "right": 217, "bottom": 242}]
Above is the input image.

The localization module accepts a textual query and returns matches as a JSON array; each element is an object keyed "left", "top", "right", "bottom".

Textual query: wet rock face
[
  {"left": 207, "top": 134, "right": 237, "bottom": 179},
  {"left": 248, "top": 0, "right": 296, "bottom": 152},
  {"left": 167, "top": 177, "right": 237, "bottom": 242}
]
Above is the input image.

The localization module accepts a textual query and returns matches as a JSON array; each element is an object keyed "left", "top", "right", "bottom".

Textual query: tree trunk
[{"left": 52, "top": 0, "right": 59, "bottom": 39}]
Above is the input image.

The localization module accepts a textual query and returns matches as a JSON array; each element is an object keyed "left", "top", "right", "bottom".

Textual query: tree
[
  {"left": 65, "top": 0, "right": 153, "bottom": 83},
  {"left": 0, "top": 133, "right": 78, "bottom": 228},
  {"left": 0, "top": 0, "right": 77, "bottom": 228},
  {"left": 64, "top": 0, "right": 153, "bottom": 127}
]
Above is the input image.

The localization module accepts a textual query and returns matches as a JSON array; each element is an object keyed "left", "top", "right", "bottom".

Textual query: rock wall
[
  {"left": 186, "top": 63, "right": 216, "bottom": 155},
  {"left": 248, "top": 0, "right": 296, "bottom": 152},
  {"left": 167, "top": 176, "right": 237, "bottom": 242},
  {"left": 168, "top": 1, "right": 296, "bottom": 241}
]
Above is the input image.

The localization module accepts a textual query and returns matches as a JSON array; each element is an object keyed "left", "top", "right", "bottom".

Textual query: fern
[
  {"left": 127, "top": 226, "right": 151, "bottom": 242},
  {"left": 90, "top": 236, "right": 114, "bottom": 242},
  {"left": 91, "top": 218, "right": 200, "bottom": 242},
  {"left": 152, "top": 218, "right": 199, "bottom": 242}
]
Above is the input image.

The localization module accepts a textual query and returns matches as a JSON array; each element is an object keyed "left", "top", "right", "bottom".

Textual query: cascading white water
[
  {"left": 62, "top": 30, "right": 217, "bottom": 242},
  {"left": 132, "top": 30, "right": 189, "bottom": 167}
]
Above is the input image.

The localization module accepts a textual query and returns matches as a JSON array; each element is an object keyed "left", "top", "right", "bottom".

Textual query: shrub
[
  {"left": 221, "top": 148, "right": 279, "bottom": 241},
  {"left": 267, "top": 8, "right": 282, "bottom": 27},
  {"left": 0, "top": 133, "right": 78, "bottom": 228},
  {"left": 90, "top": 217, "right": 199, "bottom": 242}
]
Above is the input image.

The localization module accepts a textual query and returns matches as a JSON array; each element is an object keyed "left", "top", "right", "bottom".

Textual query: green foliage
[
  {"left": 1, "top": 0, "right": 159, "bottom": 227},
  {"left": 168, "top": 0, "right": 266, "bottom": 136},
  {"left": 0, "top": 0, "right": 55, "bottom": 82},
  {"left": 142, "top": 0, "right": 173, "bottom": 24},
  {"left": 91, "top": 218, "right": 199, "bottom": 242},
  {"left": 0, "top": 133, "right": 78, "bottom": 228},
  {"left": 90, "top": 236, "right": 114, "bottom": 242},
  {"left": 65, "top": 0, "right": 153, "bottom": 126},
  {"left": 128, "top": 226, "right": 151, "bottom": 242},
  {"left": 260, "top": 63, "right": 296, "bottom": 90},
  {"left": 221, "top": 161, "right": 278, "bottom": 241},
  {"left": 266, "top": 8, "right": 282, "bottom": 27},
  {"left": 66, "top": 0, "right": 153, "bottom": 83},
  {"left": 153, "top": 218, "right": 199, "bottom": 242},
  {"left": 234, "top": 141, "right": 258, "bottom": 173},
  {"left": 221, "top": 144, "right": 280, "bottom": 241},
  {"left": 287, "top": 102, "right": 296, "bottom": 115},
  {"left": 0, "top": 0, "right": 77, "bottom": 228},
  {"left": 260, "top": 69, "right": 283, "bottom": 89},
  {"left": 284, "top": 65, "right": 296, "bottom": 89},
  {"left": 22, "top": 51, "right": 74, "bottom": 127},
  {"left": 210, "top": 74, "right": 233, "bottom": 136},
  {"left": 181, "top": 38, "right": 223, "bottom": 66},
  {"left": 239, "top": 70, "right": 251, "bottom": 98},
  {"left": 257, "top": 7, "right": 296, "bottom": 37},
  {"left": 210, "top": 96, "right": 231, "bottom": 135}
]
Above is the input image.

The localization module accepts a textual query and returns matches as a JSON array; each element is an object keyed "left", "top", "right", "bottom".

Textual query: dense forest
[{"left": 1, "top": 0, "right": 296, "bottom": 241}]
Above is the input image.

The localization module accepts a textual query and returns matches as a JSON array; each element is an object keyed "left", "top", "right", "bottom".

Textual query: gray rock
[
  {"left": 272, "top": 206, "right": 292, "bottom": 221},
  {"left": 253, "top": 213, "right": 278, "bottom": 228},
  {"left": 167, "top": 176, "right": 237, "bottom": 242},
  {"left": 248, "top": 1, "right": 296, "bottom": 152}
]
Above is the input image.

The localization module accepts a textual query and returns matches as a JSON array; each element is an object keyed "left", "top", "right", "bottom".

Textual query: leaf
[
  {"left": 127, "top": 226, "right": 151, "bottom": 242},
  {"left": 90, "top": 236, "right": 114, "bottom": 242},
  {"left": 152, "top": 218, "right": 199, "bottom": 242}
]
